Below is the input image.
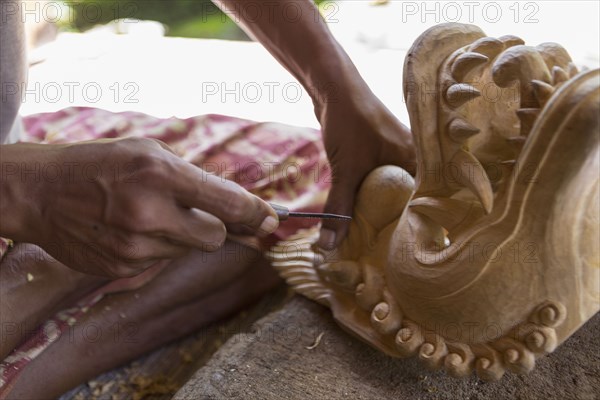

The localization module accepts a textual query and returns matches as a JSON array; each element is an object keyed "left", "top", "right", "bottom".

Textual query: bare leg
[
  {"left": 0, "top": 244, "right": 108, "bottom": 359},
  {"left": 7, "top": 240, "right": 280, "bottom": 399}
]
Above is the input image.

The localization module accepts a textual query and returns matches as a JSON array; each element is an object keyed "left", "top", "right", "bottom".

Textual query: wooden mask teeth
[
  {"left": 531, "top": 80, "right": 555, "bottom": 106},
  {"left": 409, "top": 197, "right": 479, "bottom": 231},
  {"left": 492, "top": 46, "right": 551, "bottom": 89},
  {"left": 468, "top": 37, "right": 505, "bottom": 59},
  {"left": 552, "top": 66, "right": 569, "bottom": 85},
  {"left": 448, "top": 118, "right": 480, "bottom": 143},
  {"left": 535, "top": 42, "right": 573, "bottom": 72},
  {"left": 449, "top": 150, "right": 494, "bottom": 214},
  {"left": 567, "top": 62, "right": 579, "bottom": 78},
  {"left": 451, "top": 52, "right": 489, "bottom": 82},
  {"left": 498, "top": 35, "right": 525, "bottom": 48},
  {"left": 506, "top": 136, "right": 527, "bottom": 151},
  {"left": 517, "top": 108, "right": 541, "bottom": 136},
  {"left": 445, "top": 83, "right": 481, "bottom": 108}
]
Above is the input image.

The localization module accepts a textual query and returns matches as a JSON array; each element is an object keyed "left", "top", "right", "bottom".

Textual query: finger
[
  {"left": 222, "top": 192, "right": 280, "bottom": 237},
  {"left": 88, "top": 227, "right": 190, "bottom": 265},
  {"left": 318, "top": 178, "right": 359, "bottom": 250},
  {"left": 172, "top": 168, "right": 279, "bottom": 235},
  {"left": 162, "top": 207, "right": 228, "bottom": 252},
  {"left": 224, "top": 223, "right": 256, "bottom": 237},
  {"left": 85, "top": 247, "right": 158, "bottom": 278},
  {"left": 120, "top": 235, "right": 190, "bottom": 262},
  {"left": 100, "top": 260, "right": 171, "bottom": 291}
]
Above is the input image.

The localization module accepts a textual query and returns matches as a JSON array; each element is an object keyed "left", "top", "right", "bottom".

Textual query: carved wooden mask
[{"left": 269, "top": 23, "right": 599, "bottom": 380}]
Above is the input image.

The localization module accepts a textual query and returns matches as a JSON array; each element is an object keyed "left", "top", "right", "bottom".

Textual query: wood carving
[{"left": 268, "top": 23, "right": 599, "bottom": 380}]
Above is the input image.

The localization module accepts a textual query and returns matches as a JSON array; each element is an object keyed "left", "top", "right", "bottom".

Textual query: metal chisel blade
[
  {"left": 269, "top": 203, "right": 352, "bottom": 221},
  {"left": 287, "top": 211, "right": 352, "bottom": 221}
]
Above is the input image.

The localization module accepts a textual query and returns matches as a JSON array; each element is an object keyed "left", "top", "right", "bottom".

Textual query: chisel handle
[{"left": 269, "top": 203, "right": 290, "bottom": 221}]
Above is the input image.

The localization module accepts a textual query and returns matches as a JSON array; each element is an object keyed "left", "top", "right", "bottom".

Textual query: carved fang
[
  {"left": 451, "top": 52, "right": 489, "bottom": 81},
  {"left": 567, "top": 62, "right": 579, "bottom": 78},
  {"left": 493, "top": 46, "right": 551, "bottom": 88},
  {"left": 535, "top": 42, "right": 573, "bottom": 71},
  {"left": 469, "top": 37, "right": 504, "bottom": 59},
  {"left": 506, "top": 136, "right": 526, "bottom": 151},
  {"left": 445, "top": 83, "right": 481, "bottom": 107},
  {"left": 531, "top": 80, "right": 554, "bottom": 105},
  {"left": 449, "top": 150, "right": 494, "bottom": 214},
  {"left": 552, "top": 66, "right": 568, "bottom": 85},
  {"left": 517, "top": 108, "right": 541, "bottom": 136},
  {"left": 448, "top": 118, "right": 480, "bottom": 142},
  {"left": 493, "top": 46, "right": 551, "bottom": 108},
  {"left": 498, "top": 35, "right": 525, "bottom": 48},
  {"left": 410, "top": 197, "right": 479, "bottom": 231}
]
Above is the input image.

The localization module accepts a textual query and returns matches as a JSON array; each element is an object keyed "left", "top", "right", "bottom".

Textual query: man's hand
[
  {"left": 211, "top": 0, "right": 415, "bottom": 250},
  {"left": 0, "top": 138, "right": 279, "bottom": 277},
  {"left": 317, "top": 85, "right": 416, "bottom": 249}
]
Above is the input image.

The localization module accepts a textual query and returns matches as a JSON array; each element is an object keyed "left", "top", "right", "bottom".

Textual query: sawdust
[
  {"left": 173, "top": 296, "right": 600, "bottom": 400},
  {"left": 129, "top": 375, "right": 179, "bottom": 400},
  {"left": 84, "top": 373, "right": 178, "bottom": 400}
]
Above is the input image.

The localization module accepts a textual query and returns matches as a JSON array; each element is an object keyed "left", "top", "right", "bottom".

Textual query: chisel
[{"left": 269, "top": 203, "right": 352, "bottom": 221}]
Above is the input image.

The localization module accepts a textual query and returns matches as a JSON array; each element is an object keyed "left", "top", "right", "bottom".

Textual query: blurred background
[
  {"left": 31, "top": 0, "right": 331, "bottom": 41},
  {"left": 20, "top": 0, "right": 600, "bottom": 129},
  {"left": 65, "top": 0, "right": 248, "bottom": 39},
  {"left": 67, "top": 0, "right": 248, "bottom": 40}
]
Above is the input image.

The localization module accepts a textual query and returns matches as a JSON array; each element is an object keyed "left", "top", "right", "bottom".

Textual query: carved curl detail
[{"left": 270, "top": 229, "right": 571, "bottom": 381}]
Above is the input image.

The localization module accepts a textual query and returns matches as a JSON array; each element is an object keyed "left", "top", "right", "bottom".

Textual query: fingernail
[
  {"left": 259, "top": 216, "right": 279, "bottom": 235},
  {"left": 317, "top": 229, "right": 337, "bottom": 250}
]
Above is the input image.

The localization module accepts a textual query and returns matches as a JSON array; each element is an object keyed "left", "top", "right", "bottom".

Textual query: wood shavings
[
  {"left": 305, "top": 332, "right": 324, "bottom": 350},
  {"left": 90, "top": 380, "right": 115, "bottom": 397},
  {"left": 130, "top": 375, "right": 178, "bottom": 400}
]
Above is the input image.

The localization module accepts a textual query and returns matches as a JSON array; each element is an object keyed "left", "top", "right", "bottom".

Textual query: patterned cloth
[{"left": 0, "top": 107, "right": 330, "bottom": 397}]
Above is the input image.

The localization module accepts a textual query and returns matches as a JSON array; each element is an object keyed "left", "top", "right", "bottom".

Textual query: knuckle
[
  {"left": 120, "top": 202, "right": 156, "bottom": 233},
  {"left": 150, "top": 138, "right": 172, "bottom": 152},
  {"left": 131, "top": 155, "right": 163, "bottom": 183},
  {"left": 112, "top": 137, "right": 151, "bottom": 154},
  {"left": 123, "top": 136, "right": 154, "bottom": 147},
  {"left": 149, "top": 138, "right": 165, "bottom": 147}
]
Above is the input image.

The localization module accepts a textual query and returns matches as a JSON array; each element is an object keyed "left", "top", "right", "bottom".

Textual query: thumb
[{"left": 317, "top": 178, "right": 358, "bottom": 250}]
